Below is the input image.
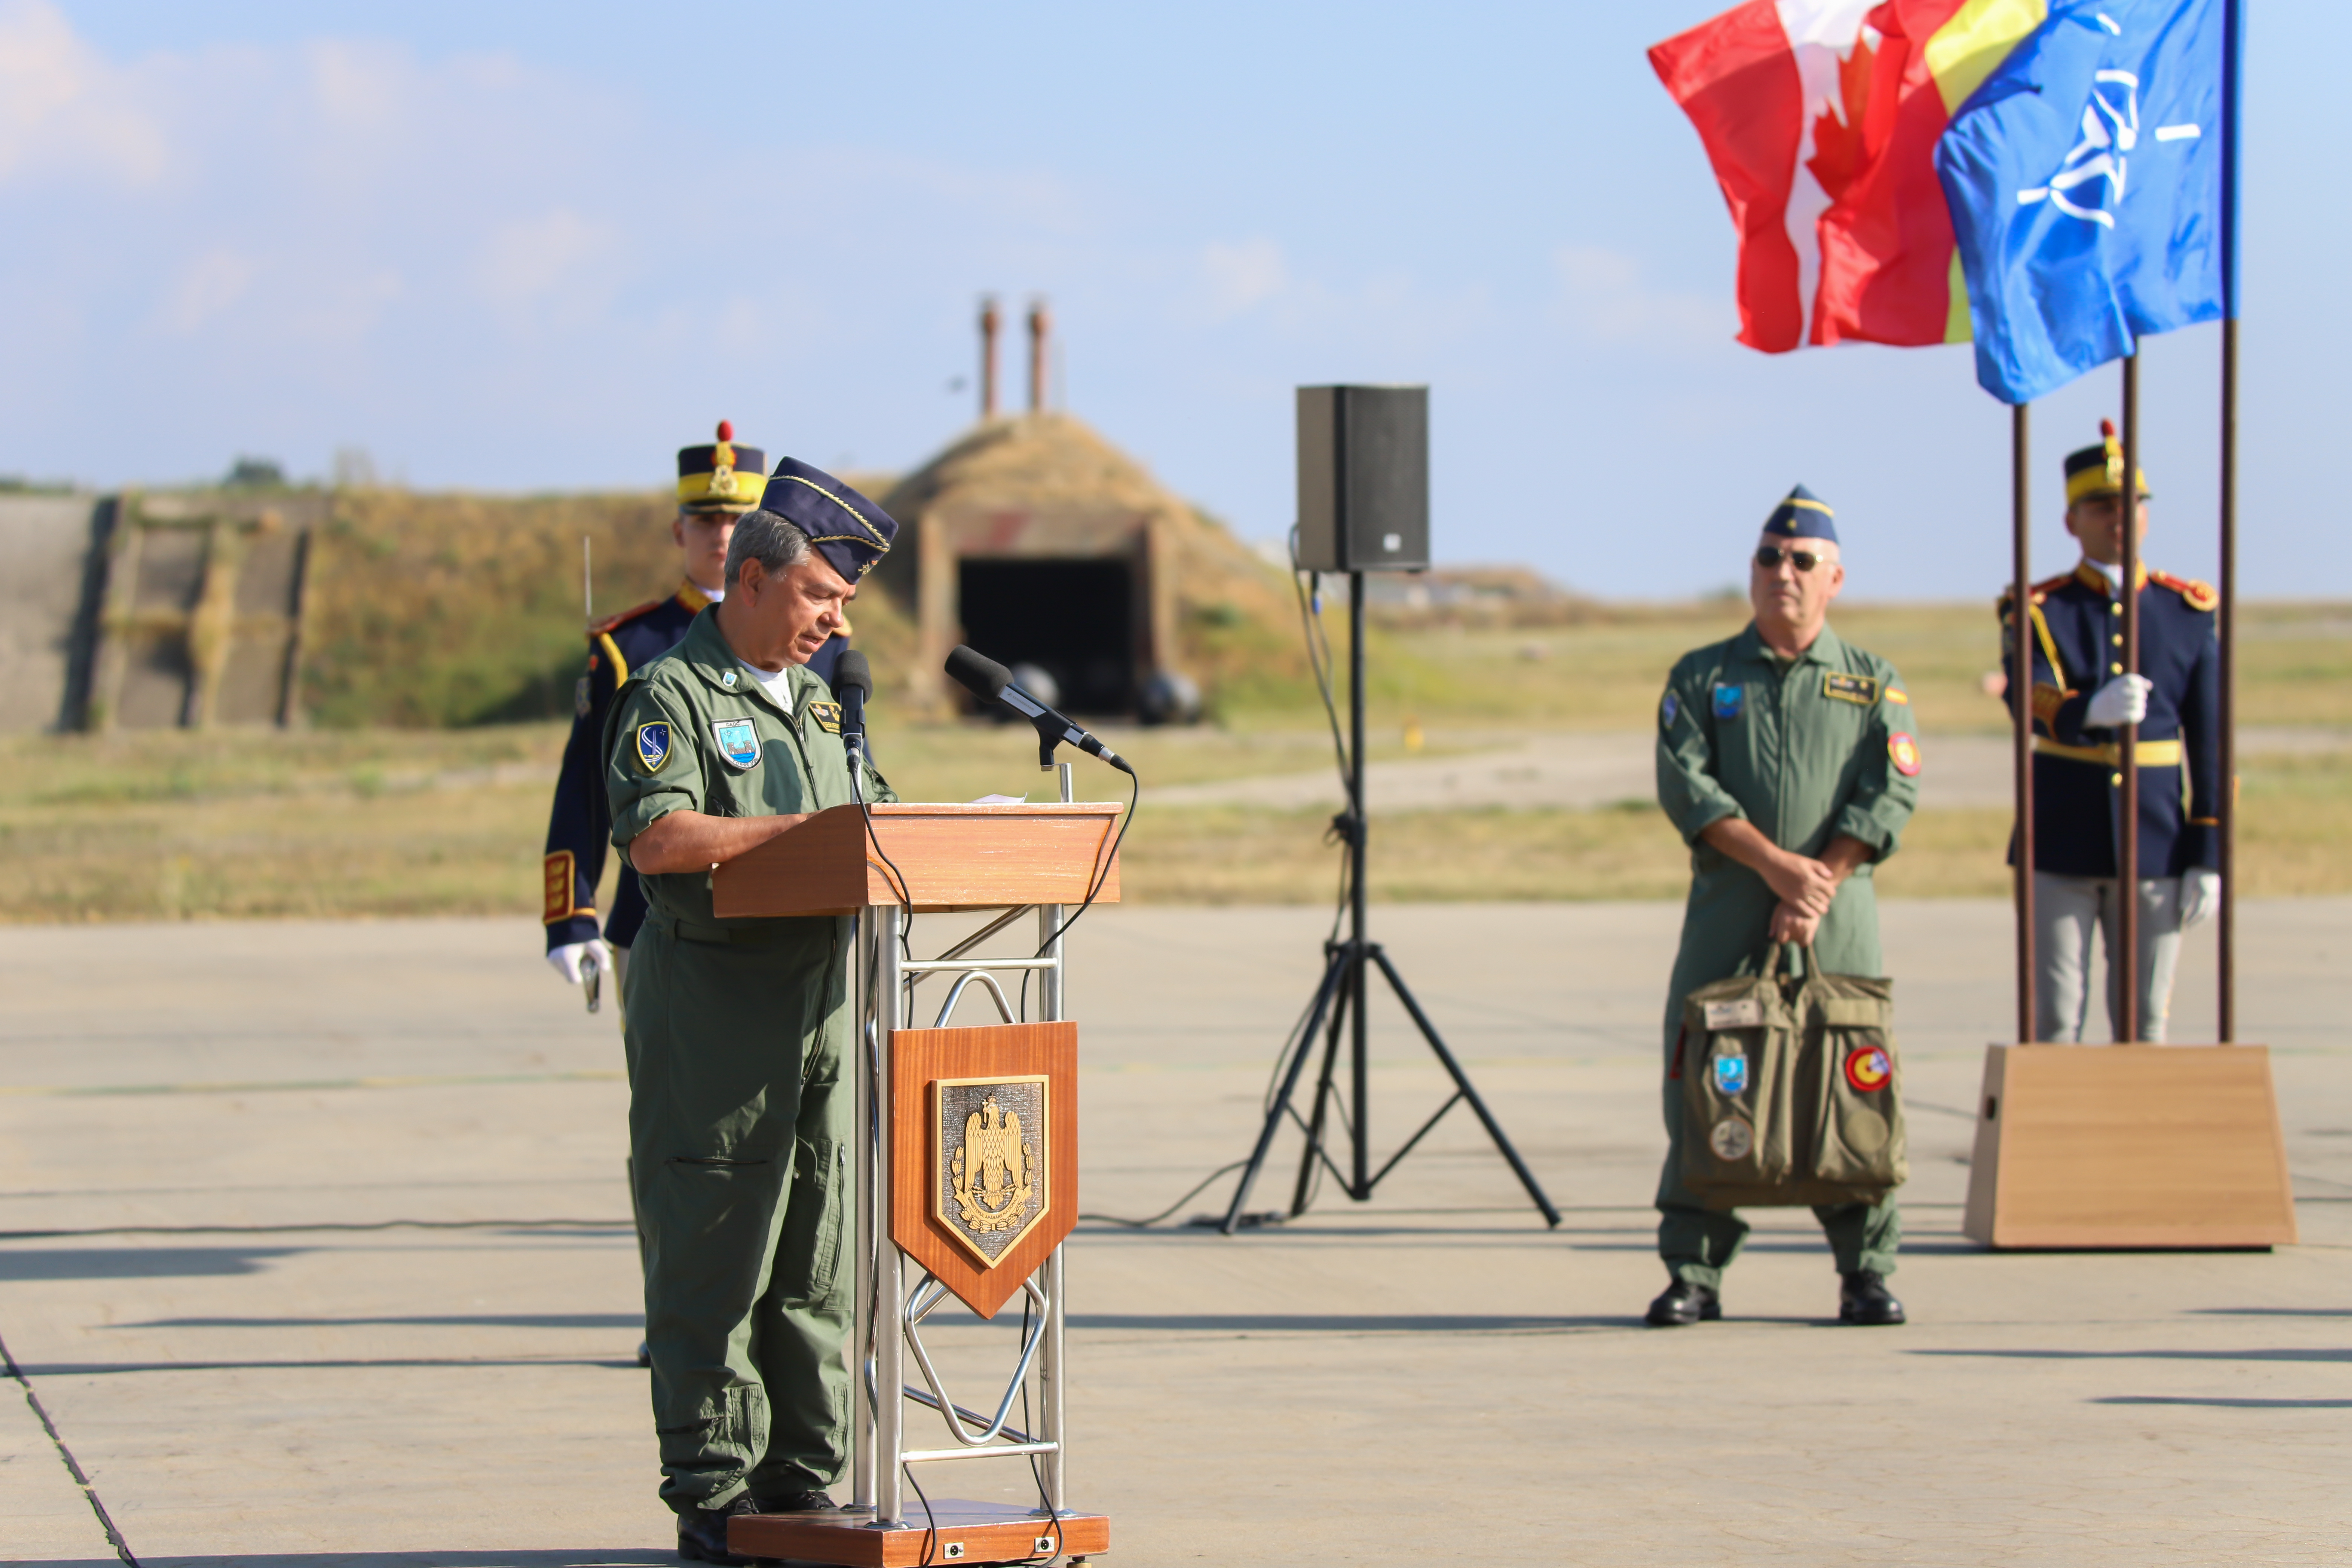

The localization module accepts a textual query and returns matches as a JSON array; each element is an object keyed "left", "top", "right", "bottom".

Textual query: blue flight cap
[
  {"left": 1762, "top": 484, "right": 1838, "bottom": 543},
  {"left": 756, "top": 457, "right": 899, "bottom": 582}
]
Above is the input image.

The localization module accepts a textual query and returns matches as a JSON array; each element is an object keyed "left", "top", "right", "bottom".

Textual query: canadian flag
[{"left": 1649, "top": 0, "right": 2037, "bottom": 353}]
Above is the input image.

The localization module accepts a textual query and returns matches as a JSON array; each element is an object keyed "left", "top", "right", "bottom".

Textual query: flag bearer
[
  {"left": 542, "top": 421, "right": 844, "bottom": 1001},
  {"left": 2000, "top": 423, "right": 2222, "bottom": 1043},
  {"left": 1648, "top": 487, "right": 1918, "bottom": 1329},
  {"left": 603, "top": 463, "right": 896, "bottom": 1562}
]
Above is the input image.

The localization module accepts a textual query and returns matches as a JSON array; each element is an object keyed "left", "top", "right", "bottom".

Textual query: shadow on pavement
[
  {"left": 15, "top": 1356, "right": 644, "bottom": 1376},
  {"left": 2097, "top": 1395, "right": 2352, "bottom": 1409},
  {"left": 1914, "top": 1346, "right": 2352, "bottom": 1363},
  {"left": 13, "top": 1556, "right": 676, "bottom": 1568},
  {"left": 113, "top": 1314, "right": 642, "bottom": 1331},
  {"left": 0, "top": 1246, "right": 308, "bottom": 1279}
]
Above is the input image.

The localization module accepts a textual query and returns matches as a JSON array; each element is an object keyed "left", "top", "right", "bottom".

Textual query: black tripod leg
[
  {"left": 1220, "top": 945, "right": 1351, "bottom": 1235},
  {"left": 1368, "top": 946, "right": 1563, "bottom": 1228},
  {"left": 1289, "top": 945, "right": 1355, "bottom": 1216}
]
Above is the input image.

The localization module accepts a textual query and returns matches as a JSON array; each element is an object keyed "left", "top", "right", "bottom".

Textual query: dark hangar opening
[{"left": 957, "top": 556, "right": 1136, "bottom": 715}]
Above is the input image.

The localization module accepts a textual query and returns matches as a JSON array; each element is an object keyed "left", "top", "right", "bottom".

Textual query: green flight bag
[{"left": 1677, "top": 944, "right": 1906, "bottom": 1210}]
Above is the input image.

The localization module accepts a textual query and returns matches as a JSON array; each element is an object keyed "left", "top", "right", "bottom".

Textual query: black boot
[
  {"left": 1645, "top": 1277, "right": 1721, "bottom": 1327},
  {"left": 756, "top": 1490, "right": 839, "bottom": 1514},
  {"left": 676, "top": 1494, "right": 770, "bottom": 1565},
  {"left": 1839, "top": 1269, "right": 1906, "bottom": 1326}
]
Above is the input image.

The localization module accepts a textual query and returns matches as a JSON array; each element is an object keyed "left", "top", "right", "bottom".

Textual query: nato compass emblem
[
  {"left": 711, "top": 718, "right": 761, "bottom": 772},
  {"left": 2018, "top": 20, "right": 2203, "bottom": 229},
  {"left": 933, "top": 1076, "right": 1050, "bottom": 1266}
]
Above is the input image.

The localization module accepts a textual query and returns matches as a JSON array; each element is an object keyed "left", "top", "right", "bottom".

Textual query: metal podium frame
[{"left": 850, "top": 765, "right": 1077, "bottom": 1531}]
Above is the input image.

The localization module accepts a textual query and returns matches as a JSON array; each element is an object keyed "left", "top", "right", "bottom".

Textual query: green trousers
[
  {"left": 1655, "top": 870, "right": 1899, "bottom": 1289},
  {"left": 625, "top": 913, "right": 853, "bottom": 1514}
]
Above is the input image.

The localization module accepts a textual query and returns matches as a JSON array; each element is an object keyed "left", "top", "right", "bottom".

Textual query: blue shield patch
[
  {"left": 711, "top": 718, "right": 761, "bottom": 772},
  {"left": 632, "top": 721, "right": 671, "bottom": 773},
  {"left": 1711, "top": 683, "right": 1744, "bottom": 721},
  {"left": 1711, "top": 1051, "right": 1748, "bottom": 1097},
  {"left": 1660, "top": 691, "right": 1679, "bottom": 726}
]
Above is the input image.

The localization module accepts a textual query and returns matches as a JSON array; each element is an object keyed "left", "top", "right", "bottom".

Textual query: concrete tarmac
[{"left": 3, "top": 901, "right": 2348, "bottom": 1567}]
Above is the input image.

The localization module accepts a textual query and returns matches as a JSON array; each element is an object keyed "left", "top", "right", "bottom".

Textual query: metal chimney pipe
[
  {"left": 979, "top": 296, "right": 1001, "bottom": 420},
  {"left": 1027, "top": 298, "right": 1051, "bottom": 413}
]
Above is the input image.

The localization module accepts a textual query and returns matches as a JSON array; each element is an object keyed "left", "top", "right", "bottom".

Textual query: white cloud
[
  {"left": 0, "top": 0, "right": 166, "bottom": 183},
  {"left": 1550, "top": 244, "right": 1726, "bottom": 346},
  {"left": 1200, "top": 237, "right": 1288, "bottom": 317},
  {"left": 160, "top": 249, "right": 256, "bottom": 334},
  {"left": 474, "top": 209, "right": 622, "bottom": 313}
]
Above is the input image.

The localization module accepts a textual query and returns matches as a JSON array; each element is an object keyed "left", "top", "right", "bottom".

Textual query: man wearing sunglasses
[{"left": 1647, "top": 485, "right": 1920, "bottom": 1329}]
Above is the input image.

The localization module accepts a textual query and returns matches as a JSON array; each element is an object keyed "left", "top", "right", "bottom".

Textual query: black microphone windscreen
[
  {"left": 833, "top": 651, "right": 873, "bottom": 697},
  {"left": 945, "top": 644, "right": 1011, "bottom": 701}
]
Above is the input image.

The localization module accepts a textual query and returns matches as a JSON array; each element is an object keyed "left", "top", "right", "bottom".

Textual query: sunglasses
[{"left": 1754, "top": 545, "right": 1829, "bottom": 573}]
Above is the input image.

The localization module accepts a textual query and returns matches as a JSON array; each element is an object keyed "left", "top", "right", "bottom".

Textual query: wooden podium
[
  {"left": 1961, "top": 1044, "right": 2297, "bottom": 1250},
  {"left": 710, "top": 787, "right": 1120, "bottom": 1566}
]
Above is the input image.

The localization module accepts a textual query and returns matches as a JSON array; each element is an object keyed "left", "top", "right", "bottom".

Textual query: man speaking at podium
[
  {"left": 601, "top": 461, "right": 897, "bottom": 1561},
  {"left": 1647, "top": 488, "right": 1918, "bottom": 1330}
]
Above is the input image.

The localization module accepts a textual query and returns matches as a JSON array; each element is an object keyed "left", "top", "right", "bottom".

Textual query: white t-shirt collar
[{"left": 736, "top": 659, "right": 796, "bottom": 717}]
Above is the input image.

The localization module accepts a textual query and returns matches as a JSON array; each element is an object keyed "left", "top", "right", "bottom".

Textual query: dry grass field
[{"left": 5, "top": 601, "right": 2347, "bottom": 922}]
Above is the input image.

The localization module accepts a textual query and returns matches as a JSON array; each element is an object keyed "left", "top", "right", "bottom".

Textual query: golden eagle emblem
[
  {"left": 934, "top": 1076, "right": 1049, "bottom": 1265},
  {"left": 951, "top": 1093, "right": 1035, "bottom": 1233}
]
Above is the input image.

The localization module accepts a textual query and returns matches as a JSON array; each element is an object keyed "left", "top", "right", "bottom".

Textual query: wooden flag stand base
[
  {"left": 1962, "top": 1044, "right": 2297, "bottom": 1249},
  {"left": 732, "top": 1499, "right": 1112, "bottom": 1568}
]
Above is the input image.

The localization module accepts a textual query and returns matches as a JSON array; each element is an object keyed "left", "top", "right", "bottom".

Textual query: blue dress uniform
[
  {"left": 2000, "top": 431, "right": 2221, "bottom": 1041},
  {"left": 542, "top": 428, "right": 843, "bottom": 966}
]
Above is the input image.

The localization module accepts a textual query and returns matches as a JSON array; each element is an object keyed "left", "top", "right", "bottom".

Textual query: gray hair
[{"left": 723, "top": 510, "right": 811, "bottom": 587}]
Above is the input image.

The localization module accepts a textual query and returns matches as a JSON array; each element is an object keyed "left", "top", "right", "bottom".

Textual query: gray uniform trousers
[{"left": 2033, "top": 871, "right": 2187, "bottom": 1043}]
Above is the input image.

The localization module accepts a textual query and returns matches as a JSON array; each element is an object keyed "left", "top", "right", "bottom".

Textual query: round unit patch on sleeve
[
  {"left": 1708, "top": 1116, "right": 1754, "bottom": 1162},
  {"left": 1888, "top": 732, "right": 1921, "bottom": 776},
  {"left": 632, "top": 721, "right": 673, "bottom": 774}
]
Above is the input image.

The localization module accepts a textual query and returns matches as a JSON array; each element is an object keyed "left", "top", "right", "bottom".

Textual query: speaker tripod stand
[{"left": 1219, "top": 571, "right": 1562, "bottom": 1234}]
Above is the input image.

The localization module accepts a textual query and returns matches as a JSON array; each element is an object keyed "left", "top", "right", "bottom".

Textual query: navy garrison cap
[
  {"left": 756, "top": 457, "right": 898, "bottom": 582},
  {"left": 1762, "top": 484, "right": 1838, "bottom": 543}
]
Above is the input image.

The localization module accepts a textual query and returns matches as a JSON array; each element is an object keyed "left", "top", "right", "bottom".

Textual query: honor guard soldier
[
  {"left": 541, "top": 421, "right": 846, "bottom": 999},
  {"left": 602, "top": 459, "right": 896, "bottom": 1562},
  {"left": 1648, "top": 487, "right": 1917, "bottom": 1329},
  {"left": 2001, "top": 422, "right": 2221, "bottom": 1042}
]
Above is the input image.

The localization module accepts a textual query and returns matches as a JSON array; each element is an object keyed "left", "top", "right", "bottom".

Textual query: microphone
[
  {"left": 945, "top": 645, "right": 1134, "bottom": 775},
  {"left": 833, "top": 651, "right": 872, "bottom": 776}
]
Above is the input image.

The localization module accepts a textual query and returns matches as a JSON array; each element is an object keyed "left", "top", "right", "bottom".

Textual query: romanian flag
[{"left": 1649, "top": 1, "right": 2051, "bottom": 353}]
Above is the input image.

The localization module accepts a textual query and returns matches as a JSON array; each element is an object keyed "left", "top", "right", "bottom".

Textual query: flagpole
[
  {"left": 2218, "top": 0, "right": 2243, "bottom": 1044},
  {"left": 2118, "top": 352, "right": 2142, "bottom": 1043},
  {"left": 2012, "top": 402, "right": 2036, "bottom": 1043}
]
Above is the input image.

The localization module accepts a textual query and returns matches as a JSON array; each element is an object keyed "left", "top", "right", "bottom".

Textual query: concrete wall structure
[{"left": 0, "top": 494, "right": 107, "bottom": 733}]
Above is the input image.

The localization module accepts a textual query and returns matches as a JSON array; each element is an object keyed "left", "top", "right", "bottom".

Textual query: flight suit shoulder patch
[
  {"left": 1888, "top": 732, "right": 1922, "bottom": 776},
  {"left": 1822, "top": 672, "right": 1880, "bottom": 706},
  {"left": 1883, "top": 687, "right": 1909, "bottom": 705},
  {"left": 631, "top": 720, "right": 673, "bottom": 774},
  {"left": 807, "top": 700, "right": 844, "bottom": 735}
]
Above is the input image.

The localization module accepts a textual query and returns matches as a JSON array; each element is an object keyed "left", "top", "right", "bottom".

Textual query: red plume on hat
[{"left": 713, "top": 419, "right": 734, "bottom": 469}]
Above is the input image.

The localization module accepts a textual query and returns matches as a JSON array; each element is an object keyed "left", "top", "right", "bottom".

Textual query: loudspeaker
[{"left": 1295, "top": 385, "right": 1428, "bottom": 573}]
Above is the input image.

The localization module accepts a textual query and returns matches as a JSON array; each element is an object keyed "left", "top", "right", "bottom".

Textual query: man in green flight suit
[
  {"left": 1646, "top": 485, "right": 1919, "bottom": 1330},
  {"left": 602, "top": 458, "right": 898, "bottom": 1562}
]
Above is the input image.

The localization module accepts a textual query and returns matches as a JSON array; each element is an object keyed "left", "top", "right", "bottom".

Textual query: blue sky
[{"left": 2, "top": 0, "right": 2340, "bottom": 598}]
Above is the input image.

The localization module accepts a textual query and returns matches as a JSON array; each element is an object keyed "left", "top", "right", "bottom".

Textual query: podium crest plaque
[{"left": 937, "top": 1076, "right": 1050, "bottom": 1262}]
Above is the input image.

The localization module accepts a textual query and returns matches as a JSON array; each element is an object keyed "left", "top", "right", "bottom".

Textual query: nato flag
[{"left": 1936, "top": 0, "right": 2234, "bottom": 405}]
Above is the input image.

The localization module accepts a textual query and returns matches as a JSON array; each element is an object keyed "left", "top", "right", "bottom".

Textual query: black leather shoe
[
  {"left": 676, "top": 1494, "right": 770, "bottom": 1565},
  {"left": 756, "top": 1490, "right": 838, "bottom": 1514},
  {"left": 1839, "top": 1269, "right": 1906, "bottom": 1325},
  {"left": 1645, "top": 1277, "right": 1721, "bottom": 1327}
]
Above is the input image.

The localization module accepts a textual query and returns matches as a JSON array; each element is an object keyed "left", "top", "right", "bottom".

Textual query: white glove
[
  {"left": 547, "top": 940, "right": 614, "bottom": 985},
  {"left": 2084, "top": 673, "right": 2153, "bottom": 729},
  {"left": 2179, "top": 870, "right": 2222, "bottom": 929}
]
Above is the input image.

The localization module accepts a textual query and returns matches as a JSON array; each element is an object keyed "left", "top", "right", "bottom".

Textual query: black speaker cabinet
[{"left": 1295, "top": 385, "right": 1429, "bottom": 573}]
